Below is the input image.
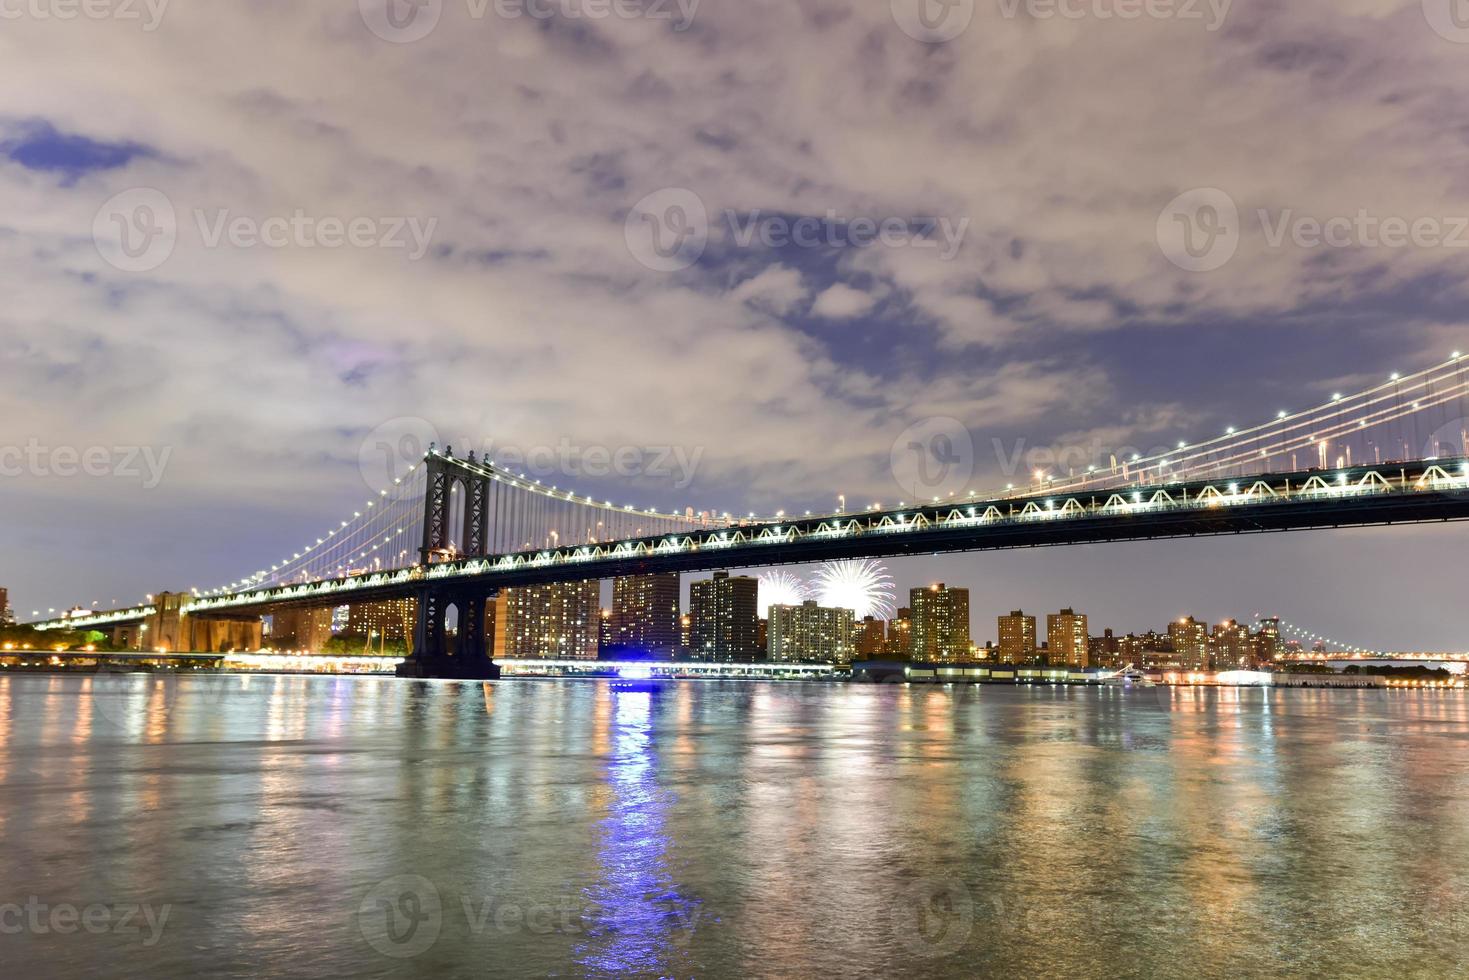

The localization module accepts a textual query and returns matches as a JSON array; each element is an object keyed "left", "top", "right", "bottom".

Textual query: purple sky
[{"left": 2, "top": 1, "right": 1467, "bottom": 648}]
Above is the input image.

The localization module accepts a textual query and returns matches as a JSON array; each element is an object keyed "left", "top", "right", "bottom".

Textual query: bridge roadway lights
[{"left": 395, "top": 586, "right": 502, "bottom": 681}]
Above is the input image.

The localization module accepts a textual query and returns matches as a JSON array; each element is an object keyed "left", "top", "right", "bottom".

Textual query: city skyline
[{"left": 5, "top": 3, "right": 1469, "bottom": 651}]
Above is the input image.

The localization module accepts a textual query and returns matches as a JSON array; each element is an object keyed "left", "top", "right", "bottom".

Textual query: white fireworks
[
  {"left": 757, "top": 571, "right": 810, "bottom": 617},
  {"left": 812, "top": 559, "right": 896, "bottom": 621}
]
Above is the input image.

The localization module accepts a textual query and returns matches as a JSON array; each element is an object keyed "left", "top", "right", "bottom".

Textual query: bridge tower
[
  {"left": 399, "top": 448, "right": 501, "bottom": 680},
  {"left": 419, "top": 448, "right": 494, "bottom": 564}
]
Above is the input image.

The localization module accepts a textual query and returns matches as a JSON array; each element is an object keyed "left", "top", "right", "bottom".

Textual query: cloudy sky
[{"left": 2, "top": 0, "right": 1467, "bottom": 647}]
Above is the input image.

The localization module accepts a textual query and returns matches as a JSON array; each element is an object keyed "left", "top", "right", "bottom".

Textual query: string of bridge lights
[
  {"left": 1274, "top": 619, "right": 1384, "bottom": 657},
  {"left": 863, "top": 352, "right": 1468, "bottom": 511},
  {"left": 1007, "top": 353, "right": 1468, "bottom": 498},
  {"left": 196, "top": 451, "right": 711, "bottom": 600},
  {"left": 195, "top": 465, "right": 428, "bottom": 598}
]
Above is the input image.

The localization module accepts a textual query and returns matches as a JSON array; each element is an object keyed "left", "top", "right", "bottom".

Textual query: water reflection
[
  {"left": 1, "top": 676, "right": 1468, "bottom": 976},
  {"left": 577, "top": 689, "right": 699, "bottom": 977}
]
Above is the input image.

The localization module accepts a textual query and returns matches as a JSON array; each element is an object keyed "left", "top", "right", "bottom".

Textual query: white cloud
[
  {"left": 810, "top": 283, "right": 877, "bottom": 319},
  {"left": 0, "top": 0, "right": 1464, "bottom": 608},
  {"left": 727, "top": 264, "right": 809, "bottom": 315}
]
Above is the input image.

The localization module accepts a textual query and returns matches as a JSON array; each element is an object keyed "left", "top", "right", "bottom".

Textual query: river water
[{"left": 2, "top": 674, "right": 1467, "bottom": 978}]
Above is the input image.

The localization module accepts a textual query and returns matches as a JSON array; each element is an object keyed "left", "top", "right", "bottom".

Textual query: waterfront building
[
  {"left": 1046, "top": 608, "right": 1089, "bottom": 668},
  {"left": 854, "top": 616, "right": 887, "bottom": 658},
  {"left": 767, "top": 601, "right": 856, "bottom": 664},
  {"left": 689, "top": 572, "right": 761, "bottom": 662},
  {"left": 1254, "top": 616, "right": 1282, "bottom": 664},
  {"left": 883, "top": 608, "right": 913, "bottom": 658},
  {"left": 1089, "top": 629, "right": 1122, "bottom": 669},
  {"left": 997, "top": 609, "right": 1038, "bottom": 665},
  {"left": 270, "top": 606, "right": 334, "bottom": 652},
  {"left": 911, "top": 584, "right": 971, "bottom": 662},
  {"left": 1170, "top": 616, "right": 1210, "bottom": 670},
  {"left": 606, "top": 573, "right": 680, "bottom": 657},
  {"left": 493, "top": 581, "right": 600, "bottom": 660},
  {"left": 0, "top": 587, "right": 13, "bottom": 625},
  {"left": 1210, "top": 619, "right": 1255, "bottom": 669},
  {"left": 598, "top": 608, "right": 615, "bottom": 655},
  {"left": 347, "top": 599, "right": 417, "bottom": 641}
]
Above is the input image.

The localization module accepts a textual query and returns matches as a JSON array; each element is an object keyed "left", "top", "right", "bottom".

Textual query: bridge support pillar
[{"left": 396, "top": 585, "right": 500, "bottom": 680}]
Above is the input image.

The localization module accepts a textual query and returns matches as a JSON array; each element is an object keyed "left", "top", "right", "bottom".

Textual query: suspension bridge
[{"left": 30, "top": 355, "right": 1469, "bottom": 678}]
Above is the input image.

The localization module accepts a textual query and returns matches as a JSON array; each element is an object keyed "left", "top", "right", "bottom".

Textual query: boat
[{"left": 1102, "top": 665, "right": 1156, "bottom": 688}]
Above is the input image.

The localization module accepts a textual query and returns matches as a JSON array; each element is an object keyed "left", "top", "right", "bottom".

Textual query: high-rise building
[
  {"left": 883, "top": 608, "right": 913, "bottom": 658},
  {"left": 911, "top": 584, "right": 971, "bottom": 662},
  {"left": 767, "top": 601, "right": 856, "bottom": 664},
  {"left": 493, "top": 581, "right": 599, "bottom": 660},
  {"left": 348, "top": 599, "right": 417, "bottom": 641},
  {"left": 854, "top": 616, "right": 887, "bottom": 659},
  {"left": 1170, "top": 616, "right": 1209, "bottom": 670},
  {"left": 997, "top": 610, "right": 1038, "bottom": 665},
  {"left": 1089, "top": 628, "right": 1122, "bottom": 669},
  {"left": 1254, "top": 617, "right": 1282, "bottom": 664},
  {"left": 1210, "top": 619, "right": 1255, "bottom": 669},
  {"left": 0, "top": 588, "right": 11, "bottom": 625},
  {"left": 1046, "top": 608, "right": 1089, "bottom": 668},
  {"left": 606, "top": 573, "right": 680, "bottom": 657},
  {"left": 269, "top": 607, "right": 335, "bottom": 652},
  {"left": 689, "top": 572, "right": 761, "bottom": 662},
  {"left": 598, "top": 608, "right": 615, "bottom": 656}
]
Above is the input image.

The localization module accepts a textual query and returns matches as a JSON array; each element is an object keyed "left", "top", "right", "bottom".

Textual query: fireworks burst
[
  {"left": 757, "top": 570, "right": 810, "bottom": 617},
  {"left": 813, "top": 559, "right": 896, "bottom": 621}
]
